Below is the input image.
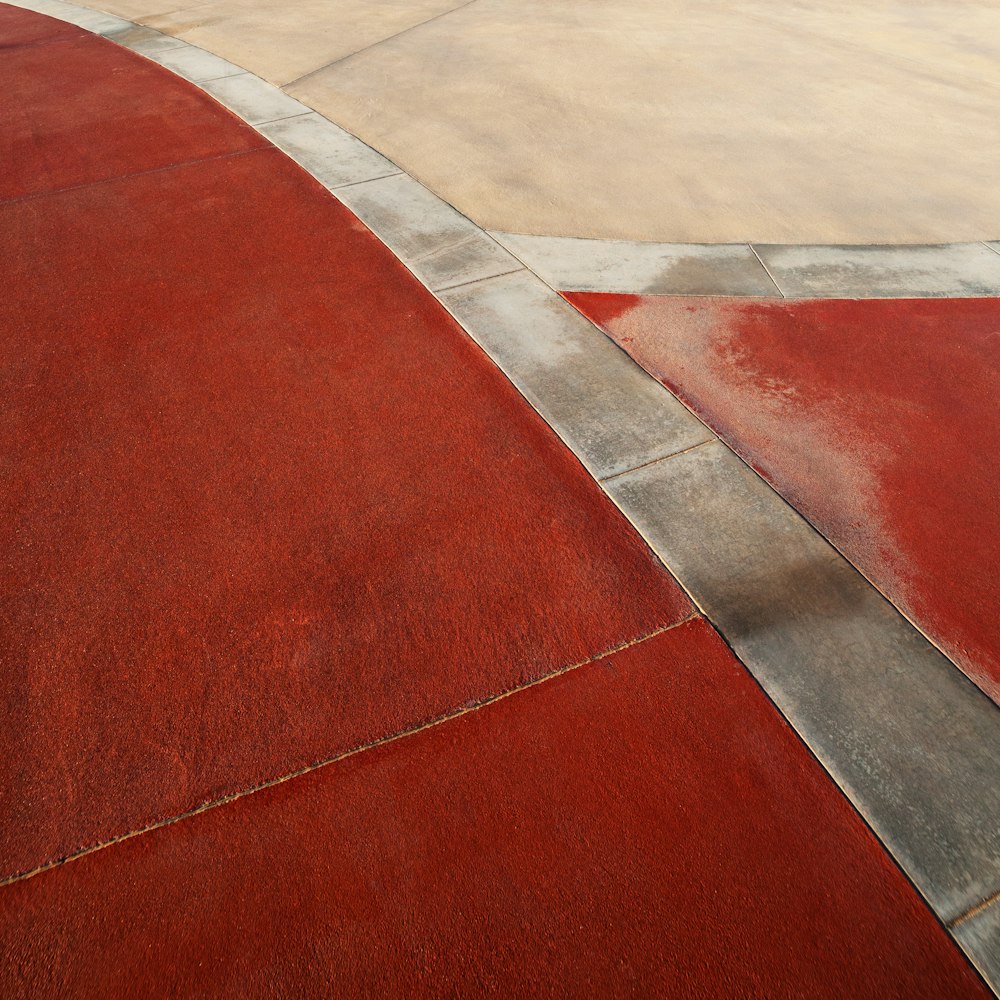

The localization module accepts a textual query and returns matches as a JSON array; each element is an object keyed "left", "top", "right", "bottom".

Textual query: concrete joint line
[
  {"left": 282, "top": 0, "right": 483, "bottom": 88},
  {"left": 10, "top": 1, "right": 1000, "bottom": 988},
  {"left": 748, "top": 242, "right": 786, "bottom": 297},
  {"left": 1, "top": 616, "right": 694, "bottom": 890}
]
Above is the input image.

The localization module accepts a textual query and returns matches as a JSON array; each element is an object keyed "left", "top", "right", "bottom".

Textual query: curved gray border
[{"left": 7, "top": 0, "right": 1000, "bottom": 988}]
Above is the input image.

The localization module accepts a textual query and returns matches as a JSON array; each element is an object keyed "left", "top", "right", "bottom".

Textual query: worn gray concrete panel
[
  {"left": 605, "top": 440, "right": 1000, "bottom": 923},
  {"left": 201, "top": 73, "right": 310, "bottom": 126},
  {"left": 754, "top": 243, "right": 1000, "bottom": 298},
  {"left": 334, "top": 174, "right": 521, "bottom": 291},
  {"left": 151, "top": 44, "right": 247, "bottom": 83},
  {"left": 259, "top": 113, "right": 400, "bottom": 191},
  {"left": 439, "top": 271, "right": 713, "bottom": 479},
  {"left": 104, "top": 24, "right": 187, "bottom": 54},
  {"left": 954, "top": 901, "right": 1000, "bottom": 993},
  {"left": 67, "top": 5, "right": 131, "bottom": 33},
  {"left": 491, "top": 233, "right": 780, "bottom": 296}
]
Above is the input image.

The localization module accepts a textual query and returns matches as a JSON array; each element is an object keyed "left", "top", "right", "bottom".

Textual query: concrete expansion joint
[
  {"left": 7, "top": 0, "right": 1000, "bottom": 987},
  {"left": 747, "top": 243, "right": 786, "bottom": 297},
  {"left": 952, "top": 887, "right": 1000, "bottom": 929},
  {"left": 0, "top": 615, "right": 696, "bottom": 891},
  {"left": 328, "top": 169, "right": 404, "bottom": 191},
  {"left": 431, "top": 265, "right": 526, "bottom": 294},
  {"left": 0, "top": 144, "right": 266, "bottom": 207},
  {"left": 598, "top": 438, "right": 716, "bottom": 484},
  {"left": 281, "top": 0, "right": 483, "bottom": 89}
]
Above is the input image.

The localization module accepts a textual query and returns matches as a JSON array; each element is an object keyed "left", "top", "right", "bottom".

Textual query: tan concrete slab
[
  {"left": 81, "top": 0, "right": 1000, "bottom": 244},
  {"left": 287, "top": 0, "right": 1000, "bottom": 244}
]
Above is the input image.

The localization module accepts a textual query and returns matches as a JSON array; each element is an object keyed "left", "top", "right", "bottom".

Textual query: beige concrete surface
[
  {"left": 97, "top": 0, "right": 466, "bottom": 86},
  {"left": 82, "top": 0, "right": 1000, "bottom": 243}
]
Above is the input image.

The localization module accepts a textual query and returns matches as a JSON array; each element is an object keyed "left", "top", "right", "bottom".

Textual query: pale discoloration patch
[{"left": 606, "top": 296, "right": 908, "bottom": 603}]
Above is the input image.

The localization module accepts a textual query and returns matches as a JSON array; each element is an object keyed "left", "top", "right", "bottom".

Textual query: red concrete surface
[
  {"left": 0, "top": 11, "right": 692, "bottom": 880},
  {"left": 0, "top": 3, "right": 79, "bottom": 46},
  {"left": 567, "top": 292, "right": 1000, "bottom": 705},
  {"left": 0, "top": 10, "right": 267, "bottom": 201},
  {"left": 1, "top": 619, "right": 986, "bottom": 999}
]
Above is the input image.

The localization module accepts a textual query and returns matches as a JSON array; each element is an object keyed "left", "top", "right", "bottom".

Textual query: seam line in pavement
[
  {"left": 432, "top": 266, "right": 528, "bottom": 294},
  {"left": 0, "top": 616, "right": 696, "bottom": 890},
  {"left": 252, "top": 109, "right": 314, "bottom": 127},
  {"left": 953, "top": 888, "right": 1000, "bottom": 929},
  {"left": 749, "top": 242, "right": 786, "bottom": 297},
  {"left": 1, "top": 29, "right": 81, "bottom": 51},
  {"left": 598, "top": 438, "right": 716, "bottom": 483},
  {"left": 328, "top": 170, "right": 405, "bottom": 190},
  {"left": 283, "top": 0, "right": 482, "bottom": 88},
  {"left": 0, "top": 145, "right": 268, "bottom": 206}
]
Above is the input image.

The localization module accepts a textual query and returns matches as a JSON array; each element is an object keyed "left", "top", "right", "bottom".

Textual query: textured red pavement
[
  {"left": 1, "top": 619, "right": 987, "bottom": 999},
  {"left": 0, "top": 16, "right": 268, "bottom": 201},
  {"left": 0, "top": 2, "right": 77, "bottom": 46},
  {"left": 568, "top": 292, "right": 1000, "bottom": 705},
  {"left": 1, "top": 8, "right": 691, "bottom": 880},
  {"left": 0, "top": 6, "right": 987, "bottom": 996}
]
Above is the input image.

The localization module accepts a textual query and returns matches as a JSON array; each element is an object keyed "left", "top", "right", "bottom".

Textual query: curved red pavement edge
[{"left": 1, "top": 5, "right": 691, "bottom": 878}]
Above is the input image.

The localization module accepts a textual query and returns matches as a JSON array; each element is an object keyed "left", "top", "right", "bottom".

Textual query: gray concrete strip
[
  {"left": 438, "top": 271, "right": 713, "bottom": 479},
  {"left": 604, "top": 440, "right": 1000, "bottom": 924},
  {"left": 753, "top": 243, "right": 1000, "bottom": 298},
  {"left": 104, "top": 24, "right": 187, "bottom": 55},
  {"left": 151, "top": 44, "right": 247, "bottom": 84},
  {"left": 955, "top": 901, "right": 1000, "bottom": 989},
  {"left": 18, "top": 0, "right": 131, "bottom": 33},
  {"left": 987, "top": 242, "right": 1000, "bottom": 257},
  {"left": 491, "top": 233, "right": 780, "bottom": 297},
  {"left": 200, "top": 73, "right": 311, "bottom": 126},
  {"left": 258, "top": 113, "right": 400, "bottom": 192},
  {"left": 334, "top": 173, "right": 520, "bottom": 292}
]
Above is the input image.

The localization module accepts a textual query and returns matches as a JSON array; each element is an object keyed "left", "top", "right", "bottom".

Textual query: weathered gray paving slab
[
  {"left": 152, "top": 44, "right": 245, "bottom": 83},
  {"left": 259, "top": 113, "right": 399, "bottom": 191},
  {"left": 335, "top": 174, "right": 520, "bottom": 292},
  {"left": 105, "top": 24, "right": 186, "bottom": 54},
  {"left": 201, "top": 73, "right": 310, "bottom": 126},
  {"left": 151, "top": 44, "right": 246, "bottom": 83},
  {"left": 604, "top": 440, "right": 1000, "bottom": 924},
  {"left": 440, "top": 271, "right": 712, "bottom": 479},
  {"left": 754, "top": 243, "right": 1000, "bottom": 298},
  {"left": 491, "top": 233, "right": 780, "bottom": 296}
]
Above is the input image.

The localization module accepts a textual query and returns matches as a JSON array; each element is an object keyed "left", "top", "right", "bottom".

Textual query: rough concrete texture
[{"left": 72, "top": 0, "right": 1000, "bottom": 243}]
